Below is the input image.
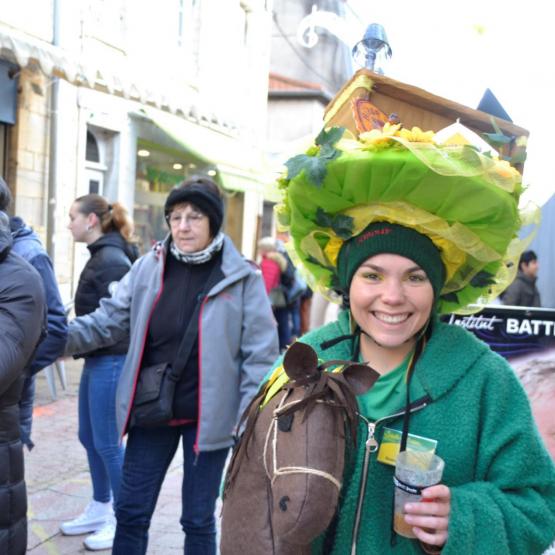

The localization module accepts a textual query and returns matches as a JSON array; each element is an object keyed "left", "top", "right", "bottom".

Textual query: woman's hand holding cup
[{"left": 403, "top": 484, "right": 451, "bottom": 549}]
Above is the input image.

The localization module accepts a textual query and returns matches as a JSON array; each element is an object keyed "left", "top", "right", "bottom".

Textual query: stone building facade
[{"left": 0, "top": 0, "right": 273, "bottom": 301}]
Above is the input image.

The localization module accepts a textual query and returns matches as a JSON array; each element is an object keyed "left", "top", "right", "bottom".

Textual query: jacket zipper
[
  {"left": 193, "top": 295, "right": 208, "bottom": 457},
  {"left": 120, "top": 249, "right": 166, "bottom": 439},
  {"left": 350, "top": 398, "right": 430, "bottom": 555}
]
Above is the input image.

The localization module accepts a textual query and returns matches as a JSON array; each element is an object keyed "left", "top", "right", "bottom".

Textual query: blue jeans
[
  {"left": 113, "top": 424, "right": 229, "bottom": 555},
  {"left": 78, "top": 355, "right": 125, "bottom": 504},
  {"left": 274, "top": 307, "right": 291, "bottom": 351}
]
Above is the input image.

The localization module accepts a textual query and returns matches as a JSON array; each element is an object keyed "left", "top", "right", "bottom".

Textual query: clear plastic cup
[{"left": 393, "top": 451, "right": 445, "bottom": 538}]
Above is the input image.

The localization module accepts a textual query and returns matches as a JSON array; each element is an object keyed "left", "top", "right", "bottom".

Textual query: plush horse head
[{"left": 221, "top": 342, "right": 379, "bottom": 554}]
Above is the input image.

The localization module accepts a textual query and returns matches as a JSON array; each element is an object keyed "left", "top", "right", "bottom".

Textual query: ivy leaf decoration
[
  {"left": 306, "top": 254, "right": 335, "bottom": 272},
  {"left": 482, "top": 117, "right": 513, "bottom": 148},
  {"left": 285, "top": 155, "right": 328, "bottom": 186},
  {"left": 470, "top": 270, "right": 496, "bottom": 288},
  {"left": 316, "top": 127, "right": 344, "bottom": 159},
  {"left": 285, "top": 126, "right": 345, "bottom": 187},
  {"left": 441, "top": 292, "right": 459, "bottom": 304},
  {"left": 315, "top": 207, "right": 334, "bottom": 228},
  {"left": 314, "top": 208, "right": 353, "bottom": 240},
  {"left": 331, "top": 214, "right": 354, "bottom": 239}
]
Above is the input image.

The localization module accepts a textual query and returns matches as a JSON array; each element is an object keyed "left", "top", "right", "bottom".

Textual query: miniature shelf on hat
[{"left": 323, "top": 69, "right": 528, "bottom": 171}]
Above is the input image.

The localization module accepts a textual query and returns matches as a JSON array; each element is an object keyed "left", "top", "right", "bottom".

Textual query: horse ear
[
  {"left": 283, "top": 342, "right": 319, "bottom": 381},
  {"left": 342, "top": 364, "right": 380, "bottom": 395}
]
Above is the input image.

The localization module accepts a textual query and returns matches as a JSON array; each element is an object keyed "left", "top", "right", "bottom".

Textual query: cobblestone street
[{"left": 25, "top": 360, "right": 196, "bottom": 554}]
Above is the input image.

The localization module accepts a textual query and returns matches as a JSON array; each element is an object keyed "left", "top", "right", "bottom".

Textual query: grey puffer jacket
[
  {"left": 0, "top": 220, "right": 46, "bottom": 554},
  {"left": 66, "top": 235, "right": 279, "bottom": 451}
]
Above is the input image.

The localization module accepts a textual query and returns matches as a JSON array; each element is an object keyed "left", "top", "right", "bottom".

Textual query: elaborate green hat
[{"left": 276, "top": 124, "right": 537, "bottom": 315}]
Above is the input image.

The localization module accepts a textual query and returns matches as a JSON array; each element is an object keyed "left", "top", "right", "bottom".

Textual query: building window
[
  {"left": 86, "top": 131, "right": 100, "bottom": 163},
  {"left": 84, "top": 129, "right": 108, "bottom": 196}
]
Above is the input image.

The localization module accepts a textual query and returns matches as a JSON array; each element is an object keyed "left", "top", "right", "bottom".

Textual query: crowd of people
[{"left": 1, "top": 119, "right": 555, "bottom": 555}]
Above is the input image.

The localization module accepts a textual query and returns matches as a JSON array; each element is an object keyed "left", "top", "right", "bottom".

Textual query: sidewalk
[{"left": 26, "top": 360, "right": 189, "bottom": 554}]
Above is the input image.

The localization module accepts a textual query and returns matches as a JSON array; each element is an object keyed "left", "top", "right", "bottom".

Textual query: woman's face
[
  {"left": 168, "top": 202, "right": 212, "bottom": 253},
  {"left": 349, "top": 253, "right": 434, "bottom": 352},
  {"left": 68, "top": 202, "right": 91, "bottom": 243}
]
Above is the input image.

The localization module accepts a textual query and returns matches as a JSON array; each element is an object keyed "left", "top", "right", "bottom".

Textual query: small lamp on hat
[{"left": 352, "top": 23, "right": 392, "bottom": 73}]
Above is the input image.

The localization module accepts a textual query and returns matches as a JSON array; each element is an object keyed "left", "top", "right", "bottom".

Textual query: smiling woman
[{"left": 221, "top": 115, "right": 555, "bottom": 554}]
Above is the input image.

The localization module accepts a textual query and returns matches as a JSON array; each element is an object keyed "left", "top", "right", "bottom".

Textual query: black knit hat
[
  {"left": 164, "top": 176, "right": 224, "bottom": 236},
  {"left": 337, "top": 221, "right": 446, "bottom": 298}
]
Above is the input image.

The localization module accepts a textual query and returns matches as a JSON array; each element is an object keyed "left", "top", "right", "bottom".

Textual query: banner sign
[{"left": 443, "top": 305, "right": 555, "bottom": 364}]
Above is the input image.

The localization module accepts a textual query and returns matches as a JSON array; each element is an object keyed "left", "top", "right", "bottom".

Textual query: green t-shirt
[{"left": 356, "top": 351, "right": 426, "bottom": 420}]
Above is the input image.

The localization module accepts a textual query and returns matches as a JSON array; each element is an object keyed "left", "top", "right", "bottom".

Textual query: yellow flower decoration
[
  {"left": 398, "top": 126, "right": 435, "bottom": 143},
  {"left": 494, "top": 159, "right": 521, "bottom": 179},
  {"left": 359, "top": 122, "right": 401, "bottom": 147}
]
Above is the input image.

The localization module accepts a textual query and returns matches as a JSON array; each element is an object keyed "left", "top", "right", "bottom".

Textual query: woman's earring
[{"left": 86, "top": 224, "right": 92, "bottom": 232}]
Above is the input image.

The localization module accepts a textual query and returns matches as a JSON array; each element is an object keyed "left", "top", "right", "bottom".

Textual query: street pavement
[{"left": 25, "top": 359, "right": 216, "bottom": 554}]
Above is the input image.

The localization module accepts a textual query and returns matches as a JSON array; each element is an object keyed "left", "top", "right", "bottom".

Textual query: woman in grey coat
[{"left": 65, "top": 176, "right": 279, "bottom": 555}]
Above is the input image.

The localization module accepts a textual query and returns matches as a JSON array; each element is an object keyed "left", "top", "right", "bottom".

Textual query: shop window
[
  {"left": 133, "top": 142, "right": 211, "bottom": 252},
  {"left": 261, "top": 201, "right": 275, "bottom": 238}
]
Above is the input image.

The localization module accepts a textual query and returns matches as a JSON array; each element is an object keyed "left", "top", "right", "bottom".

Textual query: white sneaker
[
  {"left": 83, "top": 516, "right": 116, "bottom": 551},
  {"left": 60, "top": 500, "right": 113, "bottom": 536}
]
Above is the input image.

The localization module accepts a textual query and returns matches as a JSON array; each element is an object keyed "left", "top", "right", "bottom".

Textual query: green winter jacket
[{"left": 285, "top": 310, "right": 555, "bottom": 554}]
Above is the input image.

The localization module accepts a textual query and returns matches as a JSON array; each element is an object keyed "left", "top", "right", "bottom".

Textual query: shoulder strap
[{"left": 169, "top": 262, "right": 222, "bottom": 380}]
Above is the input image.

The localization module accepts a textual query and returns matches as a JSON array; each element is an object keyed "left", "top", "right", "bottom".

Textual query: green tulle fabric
[{"left": 276, "top": 129, "right": 538, "bottom": 315}]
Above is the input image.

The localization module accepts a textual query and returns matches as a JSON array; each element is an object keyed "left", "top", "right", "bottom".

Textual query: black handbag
[
  {"left": 129, "top": 362, "right": 178, "bottom": 427},
  {"left": 129, "top": 263, "right": 221, "bottom": 428}
]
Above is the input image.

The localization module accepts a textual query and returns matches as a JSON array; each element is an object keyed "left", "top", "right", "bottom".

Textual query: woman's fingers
[
  {"left": 403, "top": 514, "right": 448, "bottom": 531},
  {"left": 403, "top": 484, "right": 451, "bottom": 546},
  {"left": 412, "top": 525, "right": 449, "bottom": 546}
]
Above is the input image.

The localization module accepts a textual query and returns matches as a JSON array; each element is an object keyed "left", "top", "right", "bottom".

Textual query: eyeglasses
[{"left": 168, "top": 212, "right": 206, "bottom": 227}]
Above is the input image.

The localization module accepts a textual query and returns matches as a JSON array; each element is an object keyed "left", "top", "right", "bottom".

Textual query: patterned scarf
[{"left": 169, "top": 231, "right": 225, "bottom": 265}]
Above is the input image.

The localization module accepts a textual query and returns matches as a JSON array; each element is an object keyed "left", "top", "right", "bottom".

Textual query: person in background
[
  {"left": 502, "top": 250, "right": 541, "bottom": 307},
  {"left": 258, "top": 236, "right": 289, "bottom": 349},
  {"left": 299, "top": 284, "right": 313, "bottom": 336},
  {"left": 0, "top": 181, "right": 46, "bottom": 555},
  {"left": 258, "top": 236, "right": 287, "bottom": 294},
  {"left": 516, "top": 359, "right": 555, "bottom": 554},
  {"left": 0, "top": 178, "right": 68, "bottom": 451},
  {"left": 275, "top": 230, "right": 307, "bottom": 343},
  {"left": 60, "top": 194, "right": 138, "bottom": 551},
  {"left": 64, "top": 177, "right": 278, "bottom": 555}
]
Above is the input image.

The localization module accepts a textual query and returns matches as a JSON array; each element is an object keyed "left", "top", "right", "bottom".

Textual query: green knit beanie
[{"left": 337, "top": 222, "right": 446, "bottom": 297}]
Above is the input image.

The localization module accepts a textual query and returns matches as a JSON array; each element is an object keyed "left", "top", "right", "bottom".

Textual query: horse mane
[{"left": 223, "top": 361, "right": 361, "bottom": 498}]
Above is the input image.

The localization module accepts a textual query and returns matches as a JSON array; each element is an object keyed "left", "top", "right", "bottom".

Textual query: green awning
[{"left": 137, "top": 107, "right": 277, "bottom": 198}]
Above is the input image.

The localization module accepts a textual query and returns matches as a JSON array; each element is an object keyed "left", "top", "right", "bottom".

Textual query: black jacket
[
  {"left": 74, "top": 232, "right": 138, "bottom": 357},
  {"left": 0, "top": 221, "right": 46, "bottom": 554},
  {"left": 502, "top": 270, "right": 541, "bottom": 307}
]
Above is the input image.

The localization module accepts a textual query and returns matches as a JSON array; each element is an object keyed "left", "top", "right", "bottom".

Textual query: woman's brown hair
[{"left": 74, "top": 194, "right": 135, "bottom": 243}]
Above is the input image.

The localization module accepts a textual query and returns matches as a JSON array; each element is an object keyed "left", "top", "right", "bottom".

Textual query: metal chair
[
  {"left": 44, "top": 360, "right": 68, "bottom": 400},
  {"left": 43, "top": 300, "right": 73, "bottom": 400}
]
